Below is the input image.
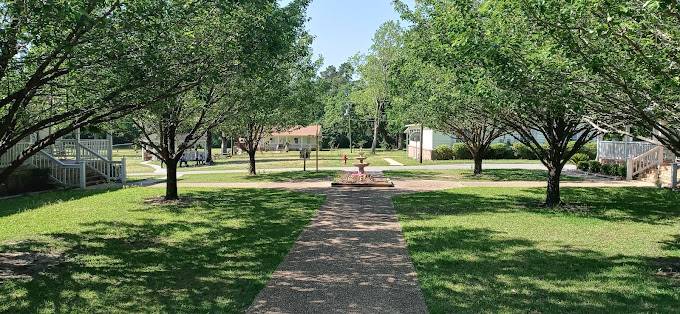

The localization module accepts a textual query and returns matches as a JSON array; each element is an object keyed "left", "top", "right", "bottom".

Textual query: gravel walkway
[{"left": 247, "top": 188, "right": 428, "bottom": 314}]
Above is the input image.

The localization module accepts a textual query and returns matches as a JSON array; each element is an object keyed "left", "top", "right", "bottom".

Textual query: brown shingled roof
[{"left": 271, "top": 125, "right": 321, "bottom": 137}]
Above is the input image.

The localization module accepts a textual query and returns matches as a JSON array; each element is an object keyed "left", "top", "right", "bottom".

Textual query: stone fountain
[
  {"left": 353, "top": 152, "right": 369, "bottom": 175},
  {"left": 332, "top": 152, "right": 394, "bottom": 187}
]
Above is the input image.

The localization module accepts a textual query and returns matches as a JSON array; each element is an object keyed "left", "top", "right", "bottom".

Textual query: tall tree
[
  {"left": 0, "top": 1, "right": 200, "bottom": 183},
  {"left": 318, "top": 63, "right": 359, "bottom": 149},
  {"left": 135, "top": 89, "right": 227, "bottom": 200},
  {"left": 520, "top": 0, "right": 680, "bottom": 155},
  {"left": 484, "top": 0, "right": 600, "bottom": 206},
  {"left": 222, "top": 3, "right": 318, "bottom": 175},
  {"left": 352, "top": 21, "right": 404, "bottom": 154},
  {"left": 396, "top": 5, "right": 507, "bottom": 173},
  {"left": 399, "top": 0, "right": 599, "bottom": 206},
  {"left": 134, "top": 0, "right": 311, "bottom": 198}
]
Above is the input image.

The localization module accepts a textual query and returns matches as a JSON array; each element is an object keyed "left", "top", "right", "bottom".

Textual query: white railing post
[
  {"left": 79, "top": 162, "right": 87, "bottom": 189},
  {"left": 121, "top": 157, "right": 127, "bottom": 184},
  {"left": 626, "top": 158, "right": 634, "bottom": 180},
  {"left": 75, "top": 128, "right": 81, "bottom": 162},
  {"left": 107, "top": 133, "right": 113, "bottom": 161}
]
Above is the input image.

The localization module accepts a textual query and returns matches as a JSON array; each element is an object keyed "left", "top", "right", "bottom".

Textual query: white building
[{"left": 403, "top": 124, "right": 546, "bottom": 161}]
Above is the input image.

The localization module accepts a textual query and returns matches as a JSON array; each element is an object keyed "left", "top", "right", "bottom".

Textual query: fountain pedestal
[
  {"left": 332, "top": 153, "right": 394, "bottom": 187},
  {"left": 353, "top": 155, "right": 369, "bottom": 175}
]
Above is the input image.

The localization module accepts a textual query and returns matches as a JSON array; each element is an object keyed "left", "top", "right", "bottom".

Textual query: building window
[{"left": 294, "top": 138, "right": 299, "bottom": 144}]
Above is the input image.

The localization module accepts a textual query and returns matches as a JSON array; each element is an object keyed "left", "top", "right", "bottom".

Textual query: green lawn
[
  {"left": 384, "top": 169, "right": 583, "bottom": 181},
  {"left": 125, "top": 158, "right": 156, "bottom": 174},
  {"left": 130, "top": 149, "right": 542, "bottom": 173},
  {"left": 394, "top": 187, "right": 680, "bottom": 313},
  {"left": 112, "top": 148, "right": 142, "bottom": 159},
  {"left": 391, "top": 156, "right": 542, "bottom": 166},
  {"left": 0, "top": 188, "right": 324, "bottom": 313},
  {"left": 178, "top": 170, "right": 339, "bottom": 183}
]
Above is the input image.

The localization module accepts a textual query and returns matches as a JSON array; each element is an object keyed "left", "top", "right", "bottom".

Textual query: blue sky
[{"left": 282, "top": 0, "right": 414, "bottom": 69}]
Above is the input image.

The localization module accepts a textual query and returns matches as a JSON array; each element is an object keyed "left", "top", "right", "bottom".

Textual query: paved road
[{"left": 247, "top": 188, "right": 428, "bottom": 314}]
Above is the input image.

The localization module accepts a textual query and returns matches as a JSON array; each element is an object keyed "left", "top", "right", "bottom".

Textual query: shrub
[
  {"left": 587, "top": 160, "right": 602, "bottom": 173},
  {"left": 487, "top": 143, "right": 514, "bottom": 159},
  {"left": 0, "top": 167, "right": 52, "bottom": 196},
  {"left": 601, "top": 164, "right": 615, "bottom": 176},
  {"left": 432, "top": 145, "right": 454, "bottom": 160},
  {"left": 570, "top": 153, "right": 591, "bottom": 165},
  {"left": 451, "top": 143, "right": 472, "bottom": 159},
  {"left": 512, "top": 142, "right": 537, "bottom": 159},
  {"left": 616, "top": 164, "right": 627, "bottom": 177},
  {"left": 577, "top": 161, "right": 590, "bottom": 172},
  {"left": 580, "top": 142, "right": 598, "bottom": 160}
]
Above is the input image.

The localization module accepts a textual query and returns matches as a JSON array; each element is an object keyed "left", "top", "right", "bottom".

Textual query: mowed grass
[
  {"left": 394, "top": 187, "right": 680, "bottom": 313},
  {"left": 110, "top": 149, "right": 156, "bottom": 174},
  {"left": 178, "top": 170, "right": 339, "bottom": 183},
  {"left": 130, "top": 149, "right": 542, "bottom": 173},
  {"left": 0, "top": 188, "right": 324, "bottom": 313},
  {"left": 385, "top": 169, "right": 583, "bottom": 181},
  {"left": 390, "top": 156, "right": 541, "bottom": 166}
]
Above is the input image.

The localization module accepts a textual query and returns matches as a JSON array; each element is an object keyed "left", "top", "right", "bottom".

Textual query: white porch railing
[
  {"left": 0, "top": 142, "right": 31, "bottom": 167},
  {"left": 2, "top": 138, "right": 126, "bottom": 188},
  {"left": 80, "top": 139, "right": 110, "bottom": 159},
  {"left": 79, "top": 144, "right": 126, "bottom": 182},
  {"left": 32, "top": 151, "right": 85, "bottom": 188},
  {"left": 598, "top": 141, "right": 658, "bottom": 161},
  {"left": 626, "top": 146, "right": 665, "bottom": 180}
]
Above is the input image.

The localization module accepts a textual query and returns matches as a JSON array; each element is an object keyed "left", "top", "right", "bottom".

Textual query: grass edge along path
[
  {"left": 384, "top": 169, "right": 584, "bottom": 182},
  {"left": 0, "top": 187, "right": 324, "bottom": 313},
  {"left": 394, "top": 187, "right": 680, "bottom": 313}
]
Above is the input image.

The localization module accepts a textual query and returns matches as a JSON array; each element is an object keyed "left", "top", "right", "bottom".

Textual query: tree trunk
[
  {"left": 205, "top": 129, "right": 213, "bottom": 165},
  {"left": 545, "top": 163, "right": 563, "bottom": 207},
  {"left": 220, "top": 133, "right": 228, "bottom": 156},
  {"left": 473, "top": 153, "right": 483, "bottom": 175},
  {"left": 248, "top": 149, "right": 257, "bottom": 175},
  {"left": 397, "top": 132, "right": 403, "bottom": 150},
  {"left": 371, "top": 118, "right": 379, "bottom": 154},
  {"left": 165, "top": 158, "right": 179, "bottom": 200}
]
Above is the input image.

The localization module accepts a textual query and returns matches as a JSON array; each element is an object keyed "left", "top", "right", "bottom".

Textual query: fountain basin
[{"left": 332, "top": 171, "right": 394, "bottom": 187}]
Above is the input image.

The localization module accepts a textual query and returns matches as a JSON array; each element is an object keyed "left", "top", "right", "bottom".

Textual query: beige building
[{"left": 261, "top": 125, "right": 322, "bottom": 151}]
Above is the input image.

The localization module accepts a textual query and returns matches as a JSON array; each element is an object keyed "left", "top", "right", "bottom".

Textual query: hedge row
[
  {"left": 577, "top": 160, "right": 626, "bottom": 177},
  {"left": 432, "top": 141, "right": 597, "bottom": 161}
]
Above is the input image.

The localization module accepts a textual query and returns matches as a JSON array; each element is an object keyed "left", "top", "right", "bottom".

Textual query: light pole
[{"left": 345, "top": 103, "right": 353, "bottom": 154}]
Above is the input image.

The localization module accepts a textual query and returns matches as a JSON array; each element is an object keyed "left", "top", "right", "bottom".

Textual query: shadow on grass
[
  {"left": 209, "top": 157, "right": 343, "bottom": 166},
  {"left": 396, "top": 187, "right": 680, "bottom": 225},
  {"left": 385, "top": 169, "right": 582, "bottom": 181},
  {"left": 0, "top": 188, "right": 121, "bottom": 219},
  {"left": 0, "top": 189, "right": 323, "bottom": 313},
  {"left": 178, "top": 171, "right": 338, "bottom": 183},
  {"left": 241, "top": 171, "right": 338, "bottom": 182},
  {"left": 662, "top": 234, "right": 680, "bottom": 251},
  {"left": 402, "top": 225, "right": 679, "bottom": 313}
]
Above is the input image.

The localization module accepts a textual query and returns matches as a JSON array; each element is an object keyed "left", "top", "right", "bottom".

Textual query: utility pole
[
  {"left": 419, "top": 124, "right": 424, "bottom": 164},
  {"left": 345, "top": 103, "right": 353, "bottom": 154},
  {"left": 348, "top": 115, "right": 353, "bottom": 154}
]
